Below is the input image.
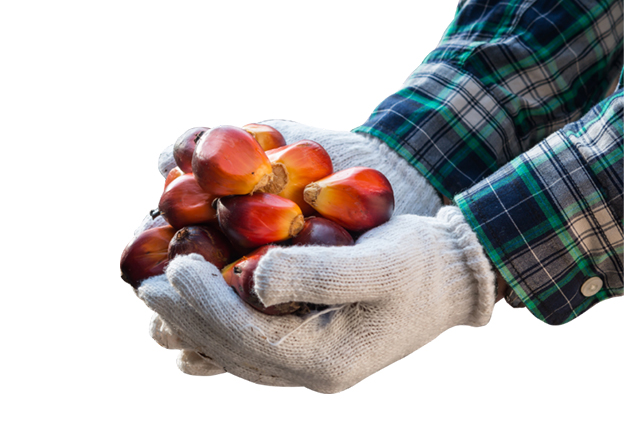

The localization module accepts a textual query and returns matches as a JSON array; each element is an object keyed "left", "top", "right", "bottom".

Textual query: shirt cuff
[
  {"left": 455, "top": 91, "right": 623, "bottom": 325},
  {"left": 353, "top": 62, "right": 521, "bottom": 199}
]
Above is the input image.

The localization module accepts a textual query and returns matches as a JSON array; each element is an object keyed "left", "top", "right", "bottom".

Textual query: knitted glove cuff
[{"left": 438, "top": 206, "right": 497, "bottom": 326}]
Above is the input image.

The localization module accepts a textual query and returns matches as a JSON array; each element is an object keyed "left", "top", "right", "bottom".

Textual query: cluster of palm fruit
[{"left": 120, "top": 124, "right": 394, "bottom": 314}]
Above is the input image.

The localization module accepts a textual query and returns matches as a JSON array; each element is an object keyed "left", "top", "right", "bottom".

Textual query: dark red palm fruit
[
  {"left": 221, "top": 245, "right": 274, "bottom": 286},
  {"left": 216, "top": 193, "right": 305, "bottom": 249},
  {"left": 163, "top": 166, "right": 184, "bottom": 190},
  {"left": 223, "top": 245, "right": 301, "bottom": 315},
  {"left": 291, "top": 217, "right": 355, "bottom": 246},
  {"left": 242, "top": 123, "right": 287, "bottom": 151},
  {"left": 167, "top": 225, "right": 233, "bottom": 269},
  {"left": 303, "top": 167, "right": 394, "bottom": 233},
  {"left": 264, "top": 140, "right": 333, "bottom": 216},
  {"left": 120, "top": 225, "right": 176, "bottom": 288},
  {"left": 173, "top": 127, "right": 209, "bottom": 173},
  {"left": 158, "top": 174, "right": 217, "bottom": 230},
  {"left": 192, "top": 125, "right": 277, "bottom": 197}
]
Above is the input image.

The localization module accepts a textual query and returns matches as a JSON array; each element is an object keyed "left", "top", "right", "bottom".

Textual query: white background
[{"left": 1, "top": 1, "right": 622, "bottom": 439}]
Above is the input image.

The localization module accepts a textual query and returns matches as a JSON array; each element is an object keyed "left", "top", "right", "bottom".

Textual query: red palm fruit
[
  {"left": 221, "top": 245, "right": 274, "bottom": 286},
  {"left": 192, "top": 125, "right": 279, "bottom": 197},
  {"left": 291, "top": 217, "right": 354, "bottom": 246},
  {"left": 303, "top": 167, "right": 394, "bottom": 233},
  {"left": 173, "top": 127, "right": 209, "bottom": 173},
  {"left": 242, "top": 123, "right": 287, "bottom": 151},
  {"left": 120, "top": 225, "right": 176, "bottom": 288},
  {"left": 163, "top": 166, "right": 184, "bottom": 190},
  {"left": 216, "top": 193, "right": 305, "bottom": 249},
  {"left": 264, "top": 140, "right": 333, "bottom": 216},
  {"left": 224, "top": 245, "right": 302, "bottom": 315},
  {"left": 158, "top": 174, "right": 217, "bottom": 230},
  {"left": 220, "top": 260, "right": 237, "bottom": 286},
  {"left": 167, "top": 225, "right": 233, "bottom": 269}
]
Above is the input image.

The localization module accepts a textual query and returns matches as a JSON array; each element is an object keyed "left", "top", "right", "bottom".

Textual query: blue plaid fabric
[
  {"left": 457, "top": 90, "right": 622, "bottom": 324},
  {"left": 354, "top": 0, "right": 623, "bottom": 324}
]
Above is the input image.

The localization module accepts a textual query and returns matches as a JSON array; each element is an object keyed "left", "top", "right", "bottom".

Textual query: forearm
[
  {"left": 456, "top": 89, "right": 623, "bottom": 324},
  {"left": 355, "top": 0, "right": 623, "bottom": 198}
]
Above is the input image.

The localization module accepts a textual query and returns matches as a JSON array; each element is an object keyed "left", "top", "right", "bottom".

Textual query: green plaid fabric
[
  {"left": 354, "top": 0, "right": 623, "bottom": 198},
  {"left": 353, "top": 0, "right": 623, "bottom": 324},
  {"left": 457, "top": 90, "right": 622, "bottom": 324}
]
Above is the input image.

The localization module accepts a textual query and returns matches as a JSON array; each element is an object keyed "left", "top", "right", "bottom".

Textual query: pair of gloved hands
[{"left": 137, "top": 120, "right": 496, "bottom": 394}]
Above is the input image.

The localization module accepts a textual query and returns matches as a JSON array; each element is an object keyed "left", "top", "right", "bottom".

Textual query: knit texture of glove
[
  {"left": 139, "top": 206, "right": 496, "bottom": 393},
  {"left": 149, "top": 314, "right": 225, "bottom": 376},
  {"left": 147, "top": 120, "right": 445, "bottom": 382}
]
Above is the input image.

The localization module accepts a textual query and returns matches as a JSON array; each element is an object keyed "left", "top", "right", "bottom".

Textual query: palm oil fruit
[
  {"left": 303, "top": 167, "right": 394, "bottom": 233},
  {"left": 291, "top": 217, "right": 354, "bottom": 246},
  {"left": 264, "top": 140, "right": 333, "bottom": 216},
  {"left": 120, "top": 225, "right": 176, "bottom": 288},
  {"left": 167, "top": 224, "right": 233, "bottom": 269},
  {"left": 192, "top": 125, "right": 278, "bottom": 197},
  {"left": 173, "top": 127, "right": 209, "bottom": 173},
  {"left": 216, "top": 193, "right": 304, "bottom": 249},
  {"left": 224, "top": 245, "right": 302, "bottom": 315},
  {"left": 242, "top": 123, "right": 287, "bottom": 151},
  {"left": 220, "top": 244, "right": 274, "bottom": 286},
  {"left": 158, "top": 174, "right": 217, "bottom": 230},
  {"left": 163, "top": 166, "right": 184, "bottom": 190}
]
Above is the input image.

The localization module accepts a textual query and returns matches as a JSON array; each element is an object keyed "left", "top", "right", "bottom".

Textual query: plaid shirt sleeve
[
  {"left": 353, "top": 0, "right": 623, "bottom": 199},
  {"left": 456, "top": 89, "right": 623, "bottom": 325},
  {"left": 352, "top": 0, "right": 623, "bottom": 324}
]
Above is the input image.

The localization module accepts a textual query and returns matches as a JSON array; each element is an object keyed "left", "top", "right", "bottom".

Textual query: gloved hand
[
  {"left": 158, "top": 120, "right": 443, "bottom": 217},
  {"left": 147, "top": 120, "right": 446, "bottom": 376},
  {"left": 139, "top": 206, "right": 496, "bottom": 393}
]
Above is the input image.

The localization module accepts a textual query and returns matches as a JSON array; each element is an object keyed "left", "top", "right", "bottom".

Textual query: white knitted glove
[
  {"left": 158, "top": 120, "right": 443, "bottom": 217},
  {"left": 149, "top": 314, "right": 225, "bottom": 376},
  {"left": 139, "top": 206, "right": 496, "bottom": 393},
  {"left": 150, "top": 120, "right": 445, "bottom": 378}
]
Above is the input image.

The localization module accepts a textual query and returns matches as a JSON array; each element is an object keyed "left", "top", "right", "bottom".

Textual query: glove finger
[
  {"left": 176, "top": 350, "right": 226, "bottom": 376},
  {"left": 221, "top": 363, "right": 300, "bottom": 388},
  {"left": 166, "top": 254, "right": 265, "bottom": 327},
  {"left": 149, "top": 313, "right": 195, "bottom": 350},
  {"left": 133, "top": 212, "right": 169, "bottom": 238},
  {"left": 253, "top": 242, "right": 396, "bottom": 307},
  {"left": 176, "top": 346, "right": 299, "bottom": 387},
  {"left": 257, "top": 119, "right": 313, "bottom": 145},
  {"left": 166, "top": 254, "right": 307, "bottom": 344},
  {"left": 158, "top": 143, "right": 176, "bottom": 177},
  {"left": 139, "top": 274, "right": 222, "bottom": 353}
]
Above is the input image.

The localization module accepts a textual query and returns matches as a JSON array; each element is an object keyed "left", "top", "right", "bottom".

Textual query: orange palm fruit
[
  {"left": 221, "top": 244, "right": 274, "bottom": 286},
  {"left": 264, "top": 140, "right": 333, "bottom": 216},
  {"left": 216, "top": 193, "right": 304, "bottom": 249},
  {"left": 192, "top": 126, "right": 278, "bottom": 197},
  {"left": 158, "top": 174, "right": 217, "bottom": 230},
  {"left": 163, "top": 166, "right": 184, "bottom": 190},
  {"left": 242, "top": 123, "right": 287, "bottom": 151},
  {"left": 222, "top": 245, "right": 302, "bottom": 315},
  {"left": 303, "top": 167, "right": 394, "bottom": 233},
  {"left": 120, "top": 225, "right": 176, "bottom": 288}
]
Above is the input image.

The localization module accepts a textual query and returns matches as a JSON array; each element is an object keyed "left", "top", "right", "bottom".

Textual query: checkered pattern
[
  {"left": 353, "top": 0, "right": 623, "bottom": 324},
  {"left": 354, "top": 0, "right": 623, "bottom": 198},
  {"left": 457, "top": 90, "right": 622, "bottom": 324}
]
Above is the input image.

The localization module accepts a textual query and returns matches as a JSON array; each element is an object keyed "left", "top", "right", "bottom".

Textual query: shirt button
[{"left": 581, "top": 277, "right": 603, "bottom": 297}]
